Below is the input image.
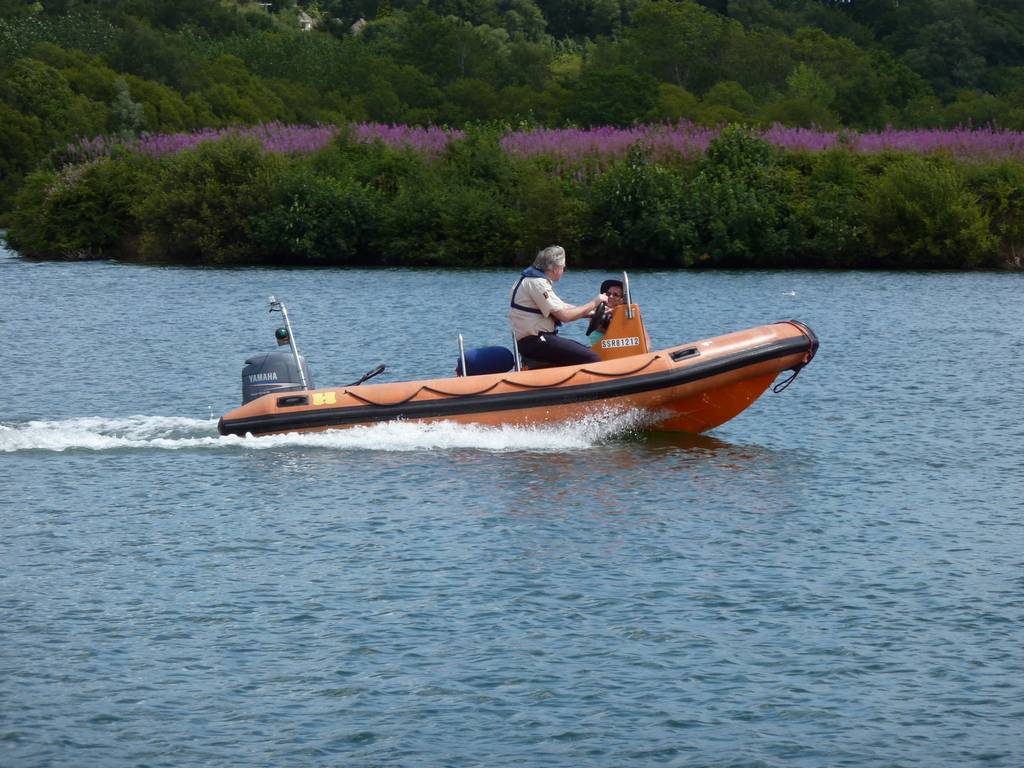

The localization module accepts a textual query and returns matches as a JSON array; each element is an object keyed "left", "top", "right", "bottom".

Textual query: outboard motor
[{"left": 241, "top": 326, "right": 314, "bottom": 404}]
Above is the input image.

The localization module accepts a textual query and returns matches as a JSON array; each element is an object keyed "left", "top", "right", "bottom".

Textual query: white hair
[{"left": 533, "top": 245, "right": 565, "bottom": 272}]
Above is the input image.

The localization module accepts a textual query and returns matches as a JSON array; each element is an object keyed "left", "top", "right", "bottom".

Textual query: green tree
[
  {"left": 902, "top": 19, "right": 987, "bottom": 97},
  {"left": 864, "top": 155, "right": 996, "bottom": 269},
  {"left": 831, "top": 51, "right": 929, "bottom": 129},
  {"left": 26, "top": 43, "right": 116, "bottom": 103},
  {"left": 584, "top": 146, "right": 695, "bottom": 266},
  {"left": 137, "top": 137, "right": 280, "bottom": 263},
  {"left": 0, "top": 101, "right": 45, "bottom": 212},
  {"left": 108, "top": 24, "right": 197, "bottom": 88},
  {"left": 791, "top": 149, "right": 868, "bottom": 267},
  {"left": 190, "top": 55, "right": 288, "bottom": 124},
  {"left": 535, "top": 0, "right": 592, "bottom": 39},
  {"left": 645, "top": 83, "right": 700, "bottom": 122},
  {"left": 6, "top": 155, "right": 159, "bottom": 259},
  {"left": 366, "top": 7, "right": 505, "bottom": 86},
  {"left": 761, "top": 64, "right": 840, "bottom": 129},
  {"left": 110, "top": 77, "right": 146, "bottom": 138},
  {"left": 499, "top": 0, "right": 548, "bottom": 41},
  {"left": 254, "top": 170, "right": 381, "bottom": 264},
  {"left": 0, "top": 56, "right": 75, "bottom": 121},
  {"left": 0, "top": 0, "right": 32, "bottom": 17},
  {"left": 441, "top": 78, "right": 500, "bottom": 124},
  {"left": 569, "top": 64, "right": 657, "bottom": 126},
  {"left": 702, "top": 80, "right": 755, "bottom": 117},
  {"left": 626, "top": 0, "right": 733, "bottom": 93},
  {"left": 720, "top": 26, "right": 793, "bottom": 96},
  {"left": 688, "top": 126, "right": 798, "bottom": 266},
  {"left": 942, "top": 89, "right": 1005, "bottom": 127}
]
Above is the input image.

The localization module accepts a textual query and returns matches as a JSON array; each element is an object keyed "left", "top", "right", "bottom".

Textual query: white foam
[
  {"left": 0, "top": 415, "right": 222, "bottom": 453},
  {"left": 1, "top": 408, "right": 654, "bottom": 454}
]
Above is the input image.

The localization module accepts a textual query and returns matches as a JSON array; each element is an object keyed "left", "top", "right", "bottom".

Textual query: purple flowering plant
[{"left": 63, "top": 121, "right": 1024, "bottom": 167}]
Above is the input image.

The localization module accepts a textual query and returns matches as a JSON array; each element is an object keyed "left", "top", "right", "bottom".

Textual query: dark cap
[
  {"left": 275, "top": 327, "right": 290, "bottom": 344},
  {"left": 600, "top": 279, "right": 623, "bottom": 294}
]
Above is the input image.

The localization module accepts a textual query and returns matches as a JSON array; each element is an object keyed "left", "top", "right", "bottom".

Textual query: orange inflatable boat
[{"left": 218, "top": 291, "right": 818, "bottom": 438}]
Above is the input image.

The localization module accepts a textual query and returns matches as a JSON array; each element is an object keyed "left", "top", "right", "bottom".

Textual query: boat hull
[{"left": 218, "top": 321, "right": 818, "bottom": 437}]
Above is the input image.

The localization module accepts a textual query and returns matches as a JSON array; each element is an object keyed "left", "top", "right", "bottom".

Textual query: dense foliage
[
  {"left": 2, "top": 0, "right": 1024, "bottom": 268},
  {"left": 7, "top": 127, "right": 1022, "bottom": 269}
]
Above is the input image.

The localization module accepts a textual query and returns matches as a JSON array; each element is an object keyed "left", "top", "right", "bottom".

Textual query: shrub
[
  {"left": 582, "top": 145, "right": 695, "bottom": 267},
  {"left": 6, "top": 154, "right": 158, "bottom": 258},
  {"left": 252, "top": 169, "right": 382, "bottom": 265},
  {"left": 377, "top": 178, "right": 448, "bottom": 266},
  {"left": 136, "top": 136, "right": 279, "bottom": 263},
  {"left": 379, "top": 166, "right": 525, "bottom": 267},
  {"left": 434, "top": 183, "right": 524, "bottom": 267},
  {"left": 0, "top": 101, "right": 45, "bottom": 213},
  {"left": 443, "top": 128, "right": 517, "bottom": 190},
  {"left": 789, "top": 150, "right": 869, "bottom": 267},
  {"left": 966, "top": 161, "right": 1024, "bottom": 269},
  {"left": 4, "top": 170, "right": 59, "bottom": 257},
  {"left": 688, "top": 126, "right": 799, "bottom": 267},
  {"left": 378, "top": 129, "right": 543, "bottom": 267},
  {"left": 312, "top": 131, "right": 428, "bottom": 196},
  {"left": 863, "top": 155, "right": 997, "bottom": 269},
  {"left": 512, "top": 159, "right": 582, "bottom": 263}
]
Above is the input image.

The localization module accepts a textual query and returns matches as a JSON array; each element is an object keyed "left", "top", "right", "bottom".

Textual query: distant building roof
[
  {"left": 350, "top": 17, "right": 367, "bottom": 35},
  {"left": 298, "top": 11, "right": 317, "bottom": 31}
]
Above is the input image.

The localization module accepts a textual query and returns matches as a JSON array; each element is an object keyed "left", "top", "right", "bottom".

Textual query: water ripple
[{"left": 3, "top": 255, "right": 1023, "bottom": 766}]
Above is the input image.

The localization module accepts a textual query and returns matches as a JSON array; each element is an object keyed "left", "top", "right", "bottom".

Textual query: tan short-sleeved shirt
[{"left": 509, "top": 276, "right": 569, "bottom": 339}]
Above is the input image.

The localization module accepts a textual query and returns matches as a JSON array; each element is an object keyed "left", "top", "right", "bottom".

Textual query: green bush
[
  {"left": 136, "top": 137, "right": 279, "bottom": 264},
  {"left": 374, "top": 129, "right": 547, "bottom": 267},
  {"left": 4, "top": 170, "right": 60, "bottom": 257},
  {"left": 7, "top": 123, "right": 1024, "bottom": 270},
  {"left": 379, "top": 168, "right": 525, "bottom": 267},
  {"left": 377, "top": 178, "right": 448, "bottom": 266},
  {"left": 442, "top": 128, "right": 518, "bottom": 191},
  {"left": 511, "top": 159, "right": 582, "bottom": 264},
  {"left": 863, "top": 155, "right": 997, "bottom": 269},
  {"left": 434, "top": 183, "right": 524, "bottom": 267},
  {"left": 789, "top": 150, "right": 869, "bottom": 267},
  {"left": 688, "top": 126, "right": 799, "bottom": 267},
  {"left": 6, "top": 154, "right": 158, "bottom": 258},
  {"left": 966, "top": 161, "right": 1024, "bottom": 269},
  {"left": 312, "top": 131, "right": 425, "bottom": 197},
  {"left": 582, "top": 146, "right": 695, "bottom": 267},
  {"left": 0, "top": 101, "right": 46, "bottom": 213},
  {"left": 252, "top": 169, "right": 381, "bottom": 265}
]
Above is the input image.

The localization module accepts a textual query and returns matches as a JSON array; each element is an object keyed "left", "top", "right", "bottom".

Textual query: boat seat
[{"left": 456, "top": 346, "right": 515, "bottom": 376}]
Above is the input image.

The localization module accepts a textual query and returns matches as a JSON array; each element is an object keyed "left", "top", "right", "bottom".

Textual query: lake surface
[{"left": 2, "top": 241, "right": 1022, "bottom": 767}]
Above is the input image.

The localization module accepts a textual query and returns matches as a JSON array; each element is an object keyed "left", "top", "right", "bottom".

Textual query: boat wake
[{"left": 1, "top": 409, "right": 656, "bottom": 454}]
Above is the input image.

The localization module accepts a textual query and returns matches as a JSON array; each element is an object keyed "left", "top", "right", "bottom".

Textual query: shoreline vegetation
[
  {"left": 5, "top": 122, "right": 1024, "bottom": 270},
  {"left": 3, "top": 0, "right": 1024, "bottom": 270}
]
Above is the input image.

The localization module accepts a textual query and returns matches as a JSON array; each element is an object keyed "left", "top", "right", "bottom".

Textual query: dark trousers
[{"left": 517, "top": 333, "right": 600, "bottom": 366}]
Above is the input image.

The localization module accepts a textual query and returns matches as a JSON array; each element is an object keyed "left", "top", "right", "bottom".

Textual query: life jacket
[{"left": 510, "top": 266, "right": 562, "bottom": 330}]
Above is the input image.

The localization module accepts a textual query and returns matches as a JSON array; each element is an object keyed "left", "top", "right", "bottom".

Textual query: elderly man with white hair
[{"left": 508, "top": 245, "right": 607, "bottom": 367}]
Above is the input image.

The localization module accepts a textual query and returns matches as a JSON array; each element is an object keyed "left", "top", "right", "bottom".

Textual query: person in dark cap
[
  {"left": 600, "top": 279, "right": 624, "bottom": 302},
  {"left": 587, "top": 279, "right": 624, "bottom": 344}
]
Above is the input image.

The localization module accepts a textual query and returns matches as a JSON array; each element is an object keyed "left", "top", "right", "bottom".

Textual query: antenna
[{"left": 268, "top": 296, "right": 310, "bottom": 391}]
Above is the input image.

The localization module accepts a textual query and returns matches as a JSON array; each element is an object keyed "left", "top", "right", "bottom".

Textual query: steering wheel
[{"left": 586, "top": 301, "right": 608, "bottom": 337}]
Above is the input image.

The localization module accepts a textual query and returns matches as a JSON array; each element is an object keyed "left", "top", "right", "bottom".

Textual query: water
[{"left": 2, "top": 242, "right": 1022, "bottom": 767}]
